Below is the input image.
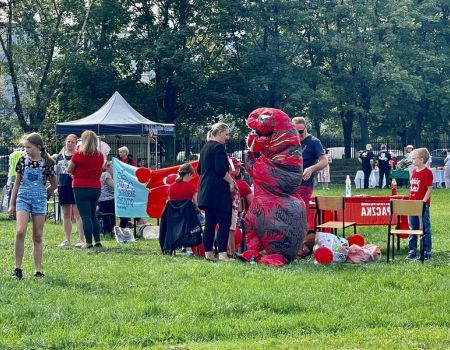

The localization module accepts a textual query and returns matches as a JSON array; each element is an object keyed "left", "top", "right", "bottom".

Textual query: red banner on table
[{"left": 308, "top": 195, "right": 409, "bottom": 229}]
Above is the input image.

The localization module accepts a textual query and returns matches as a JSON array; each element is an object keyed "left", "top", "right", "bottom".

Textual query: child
[
  {"left": 8, "top": 133, "right": 57, "bottom": 279},
  {"left": 407, "top": 148, "right": 433, "bottom": 260},
  {"left": 227, "top": 158, "right": 241, "bottom": 259},
  {"left": 168, "top": 163, "right": 198, "bottom": 204}
]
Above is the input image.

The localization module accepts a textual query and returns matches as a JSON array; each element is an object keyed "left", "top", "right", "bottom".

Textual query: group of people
[
  {"left": 8, "top": 115, "right": 438, "bottom": 277},
  {"left": 8, "top": 131, "right": 147, "bottom": 279}
]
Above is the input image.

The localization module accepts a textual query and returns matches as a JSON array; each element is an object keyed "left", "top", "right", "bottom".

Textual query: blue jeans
[{"left": 408, "top": 205, "right": 431, "bottom": 253}]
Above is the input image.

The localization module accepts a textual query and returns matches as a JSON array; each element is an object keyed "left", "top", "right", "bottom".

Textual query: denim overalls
[{"left": 16, "top": 157, "right": 47, "bottom": 216}]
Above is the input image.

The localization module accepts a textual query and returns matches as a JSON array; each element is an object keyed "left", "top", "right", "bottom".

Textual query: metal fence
[{"left": 0, "top": 136, "right": 448, "bottom": 170}]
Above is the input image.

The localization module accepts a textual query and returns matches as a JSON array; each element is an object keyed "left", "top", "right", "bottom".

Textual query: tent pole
[
  {"left": 155, "top": 135, "right": 158, "bottom": 168},
  {"left": 147, "top": 134, "right": 150, "bottom": 168}
]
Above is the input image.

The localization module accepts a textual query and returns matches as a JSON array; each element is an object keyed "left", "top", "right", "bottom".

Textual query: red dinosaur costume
[{"left": 244, "top": 107, "right": 307, "bottom": 265}]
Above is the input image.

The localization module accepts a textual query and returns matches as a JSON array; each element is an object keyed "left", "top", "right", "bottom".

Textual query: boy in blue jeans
[{"left": 407, "top": 148, "right": 433, "bottom": 260}]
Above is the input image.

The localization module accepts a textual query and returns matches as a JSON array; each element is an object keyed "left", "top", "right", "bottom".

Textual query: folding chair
[
  {"left": 314, "top": 196, "right": 356, "bottom": 238},
  {"left": 387, "top": 199, "right": 425, "bottom": 263}
]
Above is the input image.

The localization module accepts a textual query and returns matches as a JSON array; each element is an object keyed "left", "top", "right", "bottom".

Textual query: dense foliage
[{"left": 1, "top": 0, "right": 449, "bottom": 149}]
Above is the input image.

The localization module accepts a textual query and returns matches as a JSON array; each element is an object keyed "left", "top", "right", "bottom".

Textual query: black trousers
[
  {"left": 363, "top": 168, "right": 371, "bottom": 189},
  {"left": 97, "top": 199, "right": 115, "bottom": 234},
  {"left": 379, "top": 167, "right": 391, "bottom": 188},
  {"left": 203, "top": 207, "right": 231, "bottom": 253}
]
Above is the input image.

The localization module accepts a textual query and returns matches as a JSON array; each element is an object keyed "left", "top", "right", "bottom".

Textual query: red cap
[{"left": 229, "top": 157, "right": 242, "bottom": 167}]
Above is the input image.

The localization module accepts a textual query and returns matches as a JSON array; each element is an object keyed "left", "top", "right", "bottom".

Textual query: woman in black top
[{"left": 197, "top": 122, "right": 235, "bottom": 261}]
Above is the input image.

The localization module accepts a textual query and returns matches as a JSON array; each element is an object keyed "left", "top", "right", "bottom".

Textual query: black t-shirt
[
  {"left": 360, "top": 150, "right": 374, "bottom": 169},
  {"left": 376, "top": 151, "right": 391, "bottom": 169}
]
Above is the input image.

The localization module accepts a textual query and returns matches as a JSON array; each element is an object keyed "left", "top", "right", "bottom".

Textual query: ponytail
[{"left": 41, "top": 147, "right": 55, "bottom": 167}]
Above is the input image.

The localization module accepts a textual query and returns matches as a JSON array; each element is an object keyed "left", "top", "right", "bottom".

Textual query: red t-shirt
[
  {"left": 169, "top": 181, "right": 197, "bottom": 200},
  {"left": 119, "top": 156, "right": 137, "bottom": 166},
  {"left": 71, "top": 151, "right": 104, "bottom": 189},
  {"left": 236, "top": 179, "right": 252, "bottom": 211},
  {"left": 410, "top": 167, "right": 433, "bottom": 205}
]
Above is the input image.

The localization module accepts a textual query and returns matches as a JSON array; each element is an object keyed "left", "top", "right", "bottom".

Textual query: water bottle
[
  {"left": 345, "top": 175, "right": 352, "bottom": 197},
  {"left": 391, "top": 178, "right": 398, "bottom": 195},
  {"left": 249, "top": 257, "right": 257, "bottom": 264}
]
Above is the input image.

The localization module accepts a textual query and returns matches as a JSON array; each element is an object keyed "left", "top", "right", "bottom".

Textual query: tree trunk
[
  {"left": 358, "top": 112, "right": 368, "bottom": 147},
  {"left": 341, "top": 108, "right": 354, "bottom": 159}
]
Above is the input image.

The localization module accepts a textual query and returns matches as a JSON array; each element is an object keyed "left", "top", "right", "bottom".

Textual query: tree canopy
[{"left": 1, "top": 0, "right": 449, "bottom": 151}]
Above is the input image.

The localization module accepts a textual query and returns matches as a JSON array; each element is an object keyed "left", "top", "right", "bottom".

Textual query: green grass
[{"left": 0, "top": 186, "right": 449, "bottom": 349}]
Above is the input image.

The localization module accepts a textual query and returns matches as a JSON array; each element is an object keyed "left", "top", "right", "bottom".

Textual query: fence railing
[{"left": 0, "top": 136, "right": 448, "bottom": 170}]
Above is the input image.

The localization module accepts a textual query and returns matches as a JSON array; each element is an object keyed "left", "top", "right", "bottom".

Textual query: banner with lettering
[
  {"left": 308, "top": 195, "right": 408, "bottom": 229},
  {"left": 113, "top": 158, "right": 200, "bottom": 219},
  {"left": 113, "top": 158, "right": 149, "bottom": 218}
]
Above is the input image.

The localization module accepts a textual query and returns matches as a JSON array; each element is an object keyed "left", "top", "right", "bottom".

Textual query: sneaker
[
  {"left": 82, "top": 243, "right": 94, "bottom": 249},
  {"left": 58, "top": 240, "right": 71, "bottom": 247},
  {"left": 34, "top": 271, "right": 45, "bottom": 278},
  {"left": 424, "top": 252, "right": 432, "bottom": 261},
  {"left": 94, "top": 242, "right": 103, "bottom": 248},
  {"left": 405, "top": 251, "right": 417, "bottom": 260},
  {"left": 74, "top": 240, "right": 84, "bottom": 248},
  {"left": 11, "top": 268, "right": 23, "bottom": 280}
]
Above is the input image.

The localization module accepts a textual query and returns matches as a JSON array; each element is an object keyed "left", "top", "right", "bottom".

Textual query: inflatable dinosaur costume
[{"left": 244, "top": 107, "right": 307, "bottom": 265}]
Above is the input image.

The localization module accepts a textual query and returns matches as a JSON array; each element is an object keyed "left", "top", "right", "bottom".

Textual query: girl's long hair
[
  {"left": 23, "top": 132, "right": 55, "bottom": 167},
  {"left": 175, "top": 163, "right": 195, "bottom": 183},
  {"left": 79, "top": 130, "right": 99, "bottom": 156}
]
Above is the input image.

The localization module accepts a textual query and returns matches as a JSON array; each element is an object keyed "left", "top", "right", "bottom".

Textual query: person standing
[
  {"left": 9, "top": 133, "right": 57, "bottom": 279},
  {"left": 406, "top": 148, "right": 433, "bottom": 261},
  {"left": 97, "top": 160, "right": 115, "bottom": 235},
  {"left": 376, "top": 144, "right": 392, "bottom": 189},
  {"left": 444, "top": 149, "right": 450, "bottom": 189},
  {"left": 318, "top": 148, "right": 332, "bottom": 190},
  {"left": 292, "top": 117, "right": 327, "bottom": 216},
  {"left": 67, "top": 130, "right": 104, "bottom": 248},
  {"left": 197, "top": 122, "right": 234, "bottom": 261},
  {"left": 359, "top": 144, "right": 374, "bottom": 189},
  {"left": 117, "top": 146, "right": 137, "bottom": 228},
  {"left": 56, "top": 134, "right": 84, "bottom": 248},
  {"left": 117, "top": 146, "right": 137, "bottom": 166}
]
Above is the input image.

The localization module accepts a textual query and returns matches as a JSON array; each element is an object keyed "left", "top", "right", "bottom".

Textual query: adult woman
[
  {"left": 117, "top": 146, "right": 136, "bottom": 228},
  {"left": 56, "top": 134, "right": 84, "bottom": 248},
  {"left": 197, "top": 122, "right": 234, "bottom": 261},
  {"left": 117, "top": 146, "right": 136, "bottom": 166},
  {"left": 67, "top": 130, "right": 104, "bottom": 248},
  {"left": 97, "top": 161, "right": 115, "bottom": 235}
]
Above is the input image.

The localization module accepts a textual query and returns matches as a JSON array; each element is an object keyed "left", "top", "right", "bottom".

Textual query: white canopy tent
[{"left": 55, "top": 91, "right": 175, "bottom": 166}]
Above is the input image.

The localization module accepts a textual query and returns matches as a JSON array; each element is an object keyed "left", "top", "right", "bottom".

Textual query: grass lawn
[{"left": 0, "top": 186, "right": 449, "bottom": 349}]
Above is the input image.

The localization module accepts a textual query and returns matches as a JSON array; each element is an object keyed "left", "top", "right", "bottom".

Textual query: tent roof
[{"left": 55, "top": 91, "right": 175, "bottom": 136}]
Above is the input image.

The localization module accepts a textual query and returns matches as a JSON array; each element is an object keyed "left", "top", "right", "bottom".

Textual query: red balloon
[
  {"left": 315, "top": 246, "right": 333, "bottom": 265},
  {"left": 135, "top": 167, "right": 152, "bottom": 183},
  {"left": 347, "top": 234, "right": 365, "bottom": 247}
]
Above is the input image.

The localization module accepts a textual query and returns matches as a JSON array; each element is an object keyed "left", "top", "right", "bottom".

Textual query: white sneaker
[
  {"left": 74, "top": 240, "right": 84, "bottom": 248},
  {"left": 58, "top": 240, "right": 70, "bottom": 247}
]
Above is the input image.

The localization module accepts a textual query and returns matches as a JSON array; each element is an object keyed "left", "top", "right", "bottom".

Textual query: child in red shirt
[
  {"left": 168, "top": 163, "right": 197, "bottom": 203},
  {"left": 407, "top": 148, "right": 433, "bottom": 260}
]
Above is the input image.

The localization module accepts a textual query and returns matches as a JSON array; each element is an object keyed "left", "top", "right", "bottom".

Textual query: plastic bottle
[
  {"left": 249, "top": 257, "right": 257, "bottom": 265},
  {"left": 391, "top": 178, "right": 398, "bottom": 195},
  {"left": 345, "top": 175, "right": 352, "bottom": 197}
]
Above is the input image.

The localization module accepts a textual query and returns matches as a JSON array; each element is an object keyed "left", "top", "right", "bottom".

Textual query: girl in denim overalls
[{"left": 8, "top": 133, "right": 57, "bottom": 279}]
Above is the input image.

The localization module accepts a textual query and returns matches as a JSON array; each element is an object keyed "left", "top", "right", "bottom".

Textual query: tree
[{"left": 0, "top": 0, "right": 87, "bottom": 132}]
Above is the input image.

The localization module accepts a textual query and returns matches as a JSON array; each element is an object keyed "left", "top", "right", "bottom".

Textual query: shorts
[
  {"left": 58, "top": 185, "right": 76, "bottom": 206},
  {"left": 16, "top": 191, "right": 47, "bottom": 216},
  {"left": 230, "top": 209, "right": 238, "bottom": 231}
]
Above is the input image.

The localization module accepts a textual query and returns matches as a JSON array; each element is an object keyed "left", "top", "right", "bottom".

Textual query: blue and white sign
[{"left": 113, "top": 158, "right": 149, "bottom": 218}]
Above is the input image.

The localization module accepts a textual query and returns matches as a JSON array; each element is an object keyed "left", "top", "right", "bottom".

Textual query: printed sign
[{"left": 113, "top": 158, "right": 149, "bottom": 218}]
